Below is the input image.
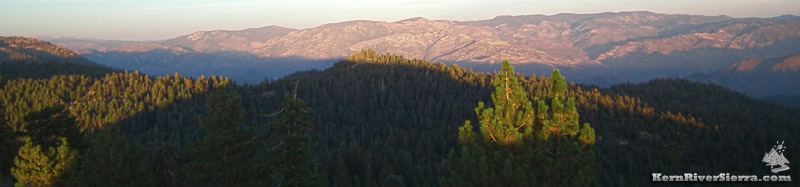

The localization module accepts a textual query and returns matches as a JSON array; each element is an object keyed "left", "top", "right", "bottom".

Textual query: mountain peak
[
  {"left": 248, "top": 25, "right": 296, "bottom": 31},
  {"left": 771, "top": 15, "right": 800, "bottom": 22},
  {"left": 397, "top": 17, "right": 432, "bottom": 23},
  {"left": 618, "top": 10, "right": 657, "bottom": 15}
]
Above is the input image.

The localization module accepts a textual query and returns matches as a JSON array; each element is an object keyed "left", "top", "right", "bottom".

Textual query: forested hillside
[
  {"left": 0, "top": 36, "right": 99, "bottom": 66},
  {"left": 1, "top": 49, "right": 797, "bottom": 186},
  {"left": 0, "top": 61, "right": 117, "bottom": 80}
]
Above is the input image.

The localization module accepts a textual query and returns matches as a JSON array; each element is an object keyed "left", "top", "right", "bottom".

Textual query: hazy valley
[{"left": 36, "top": 11, "right": 800, "bottom": 102}]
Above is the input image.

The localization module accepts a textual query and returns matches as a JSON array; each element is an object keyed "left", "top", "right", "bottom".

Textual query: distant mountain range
[
  {"left": 34, "top": 11, "right": 800, "bottom": 98},
  {"left": 700, "top": 53, "right": 800, "bottom": 96}
]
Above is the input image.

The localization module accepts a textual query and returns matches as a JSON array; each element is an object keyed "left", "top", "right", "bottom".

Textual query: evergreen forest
[{"left": 0, "top": 49, "right": 798, "bottom": 186}]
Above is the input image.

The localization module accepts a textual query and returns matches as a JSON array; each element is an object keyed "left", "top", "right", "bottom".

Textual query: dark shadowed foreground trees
[
  {"left": 185, "top": 85, "right": 267, "bottom": 186},
  {"left": 71, "top": 125, "right": 153, "bottom": 186},
  {"left": 23, "top": 105, "right": 82, "bottom": 149},
  {"left": 268, "top": 92, "right": 323, "bottom": 186},
  {"left": 0, "top": 105, "right": 15, "bottom": 182}
]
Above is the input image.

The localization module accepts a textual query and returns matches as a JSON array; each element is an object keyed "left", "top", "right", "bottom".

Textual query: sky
[{"left": 1, "top": 0, "right": 799, "bottom": 41}]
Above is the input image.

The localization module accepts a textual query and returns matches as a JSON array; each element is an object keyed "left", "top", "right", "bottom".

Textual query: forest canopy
[{"left": 0, "top": 49, "right": 797, "bottom": 186}]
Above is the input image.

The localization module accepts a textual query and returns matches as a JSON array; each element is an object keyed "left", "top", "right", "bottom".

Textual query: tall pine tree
[
  {"left": 268, "top": 92, "right": 322, "bottom": 187},
  {"left": 185, "top": 85, "right": 266, "bottom": 186},
  {"left": 442, "top": 60, "right": 597, "bottom": 186},
  {"left": 10, "top": 137, "right": 76, "bottom": 187}
]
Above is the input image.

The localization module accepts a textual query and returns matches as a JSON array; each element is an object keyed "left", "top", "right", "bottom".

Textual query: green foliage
[
  {"left": 593, "top": 78, "right": 799, "bottom": 184},
  {"left": 0, "top": 49, "right": 796, "bottom": 186},
  {"left": 23, "top": 105, "right": 81, "bottom": 148},
  {"left": 185, "top": 87, "right": 266, "bottom": 186},
  {"left": 0, "top": 61, "right": 116, "bottom": 80},
  {"left": 147, "top": 144, "right": 182, "bottom": 187},
  {"left": 10, "top": 137, "right": 76, "bottom": 187},
  {"left": 578, "top": 123, "right": 595, "bottom": 145},
  {"left": 0, "top": 72, "right": 225, "bottom": 134},
  {"left": 198, "top": 84, "right": 245, "bottom": 133},
  {"left": 332, "top": 153, "right": 352, "bottom": 187},
  {"left": 0, "top": 69, "right": 225, "bottom": 185},
  {"left": 72, "top": 125, "right": 153, "bottom": 187},
  {"left": 443, "top": 61, "right": 596, "bottom": 186},
  {"left": 469, "top": 60, "right": 535, "bottom": 146},
  {"left": 0, "top": 103, "right": 16, "bottom": 180},
  {"left": 268, "top": 93, "right": 322, "bottom": 187}
]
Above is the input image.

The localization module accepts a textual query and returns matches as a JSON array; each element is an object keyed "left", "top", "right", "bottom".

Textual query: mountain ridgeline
[
  {"left": 44, "top": 12, "right": 800, "bottom": 100},
  {"left": 0, "top": 37, "right": 97, "bottom": 66},
  {"left": 1, "top": 49, "right": 797, "bottom": 186},
  {"left": 0, "top": 37, "right": 117, "bottom": 80}
]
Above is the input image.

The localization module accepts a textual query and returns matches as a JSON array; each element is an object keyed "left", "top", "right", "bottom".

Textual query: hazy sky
[{"left": 1, "top": 0, "right": 798, "bottom": 40}]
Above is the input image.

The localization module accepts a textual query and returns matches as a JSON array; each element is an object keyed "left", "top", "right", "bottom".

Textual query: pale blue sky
[{"left": 1, "top": 0, "right": 798, "bottom": 40}]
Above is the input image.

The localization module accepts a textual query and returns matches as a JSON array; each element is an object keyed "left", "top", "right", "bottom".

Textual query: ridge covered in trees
[
  {"left": 0, "top": 61, "right": 117, "bottom": 80},
  {"left": 0, "top": 49, "right": 797, "bottom": 186}
]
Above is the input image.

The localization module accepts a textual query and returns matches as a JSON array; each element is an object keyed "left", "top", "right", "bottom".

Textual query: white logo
[{"left": 763, "top": 141, "right": 790, "bottom": 173}]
